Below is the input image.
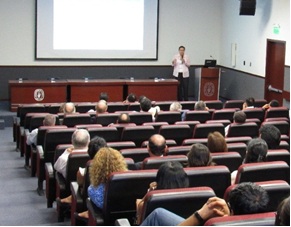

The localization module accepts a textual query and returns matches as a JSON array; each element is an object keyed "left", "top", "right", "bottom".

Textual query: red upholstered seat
[
  {"left": 159, "top": 125, "right": 191, "bottom": 145},
  {"left": 142, "top": 155, "right": 188, "bottom": 170},
  {"left": 264, "top": 107, "right": 289, "bottom": 119},
  {"left": 155, "top": 111, "right": 182, "bottom": 124},
  {"left": 226, "top": 122, "right": 259, "bottom": 138},
  {"left": 193, "top": 123, "right": 225, "bottom": 138},
  {"left": 223, "top": 100, "right": 244, "bottom": 109}
]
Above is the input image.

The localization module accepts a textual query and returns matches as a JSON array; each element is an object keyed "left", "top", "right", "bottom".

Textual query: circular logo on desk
[
  {"left": 34, "top": 89, "right": 45, "bottom": 101},
  {"left": 203, "top": 82, "right": 215, "bottom": 97}
]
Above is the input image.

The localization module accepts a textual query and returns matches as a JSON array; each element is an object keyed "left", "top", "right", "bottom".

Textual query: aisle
[{"left": 0, "top": 127, "right": 64, "bottom": 225}]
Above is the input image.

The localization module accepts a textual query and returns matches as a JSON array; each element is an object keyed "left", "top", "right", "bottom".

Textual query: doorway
[{"left": 264, "top": 39, "right": 286, "bottom": 105}]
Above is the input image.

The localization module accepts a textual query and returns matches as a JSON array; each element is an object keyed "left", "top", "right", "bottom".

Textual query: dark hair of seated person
[
  {"left": 87, "top": 136, "right": 107, "bottom": 159},
  {"left": 245, "top": 97, "right": 255, "bottom": 107},
  {"left": 259, "top": 124, "right": 281, "bottom": 149},
  {"left": 127, "top": 93, "right": 137, "bottom": 103},
  {"left": 269, "top": 99, "right": 279, "bottom": 107},
  {"left": 233, "top": 111, "right": 246, "bottom": 123},
  {"left": 99, "top": 92, "right": 108, "bottom": 102},
  {"left": 140, "top": 97, "right": 152, "bottom": 112},
  {"left": 243, "top": 138, "right": 268, "bottom": 164},
  {"left": 228, "top": 182, "right": 269, "bottom": 215},
  {"left": 275, "top": 197, "right": 290, "bottom": 226},
  {"left": 156, "top": 161, "right": 189, "bottom": 190},
  {"left": 187, "top": 143, "right": 215, "bottom": 167}
]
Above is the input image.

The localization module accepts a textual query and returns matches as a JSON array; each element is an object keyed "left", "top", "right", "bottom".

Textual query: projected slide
[{"left": 36, "top": 0, "right": 158, "bottom": 59}]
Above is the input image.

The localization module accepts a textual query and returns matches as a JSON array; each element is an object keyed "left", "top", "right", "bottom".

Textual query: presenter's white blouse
[{"left": 172, "top": 54, "right": 190, "bottom": 78}]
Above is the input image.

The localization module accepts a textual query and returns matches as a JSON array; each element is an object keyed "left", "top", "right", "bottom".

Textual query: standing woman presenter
[{"left": 172, "top": 46, "right": 190, "bottom": 101}]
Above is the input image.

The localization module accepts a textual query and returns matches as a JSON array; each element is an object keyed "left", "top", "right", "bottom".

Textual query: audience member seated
[
  {"left": 63, "top": 102, "right": 76, "bottom": 114},
  {"left": 231, "top": 138, "right": 268, "bottom": 184},
  {"left": 262, "top": 99, "right": 280, "bottom": 110},
  {"left": 170, "top": 102, "right": 187, "bottom": 121},
  {"left": 99, "top": 92, "right": 109, "bottom": 102},
  {"left": 26, "top": 114, "right": 56, "bottom": 146},
  {"left": 140, "top": 97, "right": 160, "bottom": 121},
  {"left": 140, "top": 182, "right": 269, "bottom": 226},
  {"left": 76, "top": 147, "right": 128, "bottom": 221},
  {"left": 207, "top": 131, "right": 228, "bottom": 153},
  {"left": 58, "top": 136, "right": 107, "bottom": 206},
  {"left": 275, "top": 197, "right": 290, "bottom": 226},
  {"left": 135, "top": 134, "right": 168, "bottom": 170},
  {"left": 194, "top": 101, "right": 209, "bottom": 111},
  {"left": 123, "top": 93, "right": 137, "bottom": 103},
  {"left": 117, "top": 113, "right": 130, "bottom": 124},
  {"left": 242, "top": 97, "right": 255, "bottom": 110},
  {"left": 259, "top": 124, "right": 281, "bottom": 149},
  {"left": 187, "top": 143, "right": 215, "bottom": 167},
  {"left": 54, "top": 129, "right": 90, "bottom": 179},
  {"left": 225, "top": 111, "right": 246, "bottom": 136},
  {"left": 135, "top": 161, "right": 189, "bottom": 225}
]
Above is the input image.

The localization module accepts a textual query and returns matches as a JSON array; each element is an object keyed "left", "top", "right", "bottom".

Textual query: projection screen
[{"left": 36, "top": 0, "right": 159, "bottom": 60}]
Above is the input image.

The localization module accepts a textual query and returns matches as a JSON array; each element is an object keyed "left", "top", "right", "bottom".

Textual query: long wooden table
[{"left": 9, "top": 79, "right": 179, "bottom": 111}]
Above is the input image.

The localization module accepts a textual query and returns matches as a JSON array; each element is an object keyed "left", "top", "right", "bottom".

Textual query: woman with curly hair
[{"left": 75, "top": 147, "right": 128, "bottom": 222}]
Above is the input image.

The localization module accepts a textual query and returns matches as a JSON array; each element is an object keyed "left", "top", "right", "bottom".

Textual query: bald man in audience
[
  {"left": 63, "top": 102, "right": 76, "bottom": 114},
  {"left": 117, "top": 113, "right": 130, "bottom": 124},
  {"left": 96, "top": 100, "right": 108, "bottom": 114},
  {"left": 135, "top": 134, "right": 168, "bottom": 169},
  {"left": 54, "top": 129, "right": 90, "bottom": 179},
  {"left": 26, "top": 114, "right": 56, "bottom": 146}
]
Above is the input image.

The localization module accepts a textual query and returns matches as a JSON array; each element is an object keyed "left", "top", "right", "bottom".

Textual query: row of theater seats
[{"left": 46, "top": 145, "right": 290, "bottom": 225}]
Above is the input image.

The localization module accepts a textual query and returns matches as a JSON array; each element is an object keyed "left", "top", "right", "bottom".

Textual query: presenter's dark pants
[{"left": 175, "top": 73, "right": 189, "bottom": 101}]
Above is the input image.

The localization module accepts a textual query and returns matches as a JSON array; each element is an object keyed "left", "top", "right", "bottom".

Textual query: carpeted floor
[{"left": 0, "top": 127, "right": 70, "bottom": 225}]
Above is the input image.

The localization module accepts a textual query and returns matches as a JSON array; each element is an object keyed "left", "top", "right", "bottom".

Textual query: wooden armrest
[
  {"left": 55, "top": 172, "right": 66, "bottom": 191},
  {"left": 115, "top": 219, "right": 131, "bottom": 226},
  {"left": 86, "top": 198, "right": 105, "bottom": 226},
  {"left": 36, "top": 145, "right": 44, "bottom": 159},
  {"left": 45, "top": 162, "right": 55, "bottom": 178}
]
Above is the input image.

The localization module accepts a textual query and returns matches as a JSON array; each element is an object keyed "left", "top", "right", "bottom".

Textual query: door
[{"left": 264, "top": 39, "right": 286, "bottom": 105}]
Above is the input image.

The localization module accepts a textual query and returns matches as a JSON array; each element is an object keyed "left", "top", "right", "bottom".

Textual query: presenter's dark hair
[
  {"left": 179, "top": 46, "right": 185, "bottom": 50},
  {"left": 156, "top": 161, "right": 189, "bottom": 190}
]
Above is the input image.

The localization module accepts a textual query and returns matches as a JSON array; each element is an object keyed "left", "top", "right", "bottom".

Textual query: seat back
[
  {"left": 159, "top": 125, "right": 191, "bottom": 145},
  {"left": 225, "top": 136, "right": 251, "bottom": 144},
  {"left": 47, "top": 104, "right": 62, "bottom": 114},
  {"left": 254, "top": 99, "right": 268, "bottom": 107},
  {"left": 227, "top": 142, "right": 247, "bottom": 159},
  {"left": 127, "top": 103, "right": 141, "bottom": 111},
  {"left": 155, "top": 111, "right": 181, "bottom": 124},
  {"left": 182, "top": 138, "right": 207, "bottom": 146},
  {"left": 204, "top": 212, "right": 275, "bottom": 226},
  {"left": 167, "top": 146, "right": 191, "bottom": 156},
  {"left": 62, "top": 113, "right": 91, "bottom": 127},
  {"left": 143, "top": 122, "right": 169, "bottom": 134},
  {"left": 154, "top": 102, "right": 173, "bottom": 111},
  {"left": 223, "top": 100, "right": 244, "bottom": 109},
  {"left": 141, "top": 187, "right": 216, "bottom": 222},
  {"left": 128, "top": 112, "right": 153, "bottom": 125},
  {"left": 19, "top": 104, "right": 46, "bottom": 126},
  {"left": 205, "top": 100, "right": 223, "bottom": 110},
  {"left": 107, "top": 141, "right": 136, "bottom": 150},
  {"left": 142, "top": 155, "right": 188, "bottom": 170},
  {"left": 185, "top": 110, "right": 211, "bottom": 123},
  {"left": 212, "top": 109, "right": 236, "bottom": 121},
  {"left": 265, "top": 107, "right": 290, "bottom": 119},
  {"left": 43, "top": 128, "right": 76, "bottom": 163},
  {"left": 120, "top": 148, "right": 149, "bottom": 162},
  {"left": 88, "top": 127, "right": 119, "bottom": 142},
  {"left": 226, "top": 122, "right": 259, "bottom": 138},
  {"left": 224, "top": 180, "right": 290, "bottom": 212},
  {"left": 107, "top": 103, "right": 128, "bottom": 113},
  {"left": 175, "top": 121, "right": 200, "bottom": 133},
  {"left": 36, "top": 125, "right": 68, "bottom": 146},
  {"left": 243, "top": 108, "right": 265, "bottom": 122},
  {"left": 211, "top": 152, "right": 242, "bottom": 172},
  {"left": 141, "top": 139, "right": 177, "bottom": 148},
  {"left": 267, "top": 149, "right": 290, "bottom": 165},
  {"left": 103, "top": 170, "right": 157, "bottom": 225},
  {"left": 193, "top": 123, "right": 225, "bottom": 138},
  {"left": 24, "top": 113, "right": 49, "bottom": 130},
  {"left": 180, "top": 101, "right": 196, "bottom": 110},
  {"left": 121, "top": 126, "right": 155, "bottom": 147},
  {"left": 95, "top": 113, "right": 119, "bottom": 126},
  {"left": 235, "top": 161, "right": 290, "bottom": 184},
  {"left": 185, "top": 166, "right": 231, "bottom": 197},
  {"left": 75, "top": 103, "right": 96, "bottom": 113},
  {"left": 206, "top": 119, "right": 231, "bottom": 127},
  {"left": 109, "top": 123, "right": 137, "bottom": 139}
]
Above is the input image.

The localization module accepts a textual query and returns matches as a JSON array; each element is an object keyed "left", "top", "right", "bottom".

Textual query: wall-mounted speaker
[{"left": 239, "top": 0, "right": 256, "bottom": 16}]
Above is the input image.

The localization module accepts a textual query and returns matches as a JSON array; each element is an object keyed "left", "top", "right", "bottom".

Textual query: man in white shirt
[
  {"left": 26, "top": 114, "right": 56, "bottom": 146},
  {"left": 172, "top": 46, "right": 191, "bottom": 101},
  {"left": 140, "top": 97, "right": 160, "bottom": 121},
  {"left": 242, "top": 97, "right": 255, "bottom": 110},
  {"left": 54, "top": 129, "right": 90, "bottom": 179}
]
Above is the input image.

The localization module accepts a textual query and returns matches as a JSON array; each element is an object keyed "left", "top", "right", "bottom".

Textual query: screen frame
[{"left": 35, "top": 0, "right": 159, "bottom": 61}]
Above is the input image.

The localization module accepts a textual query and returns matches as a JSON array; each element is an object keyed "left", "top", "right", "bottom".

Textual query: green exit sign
[{"left": 273, "top": 25, "right": 280, "bottom": 35}]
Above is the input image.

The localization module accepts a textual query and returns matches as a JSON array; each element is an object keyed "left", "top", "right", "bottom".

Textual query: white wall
[
  {"left": 220, "top": 0, "right": 290, "bottom": 76},
  {"left": 0, "top": 0, "right": 222, "bottom": 66}
]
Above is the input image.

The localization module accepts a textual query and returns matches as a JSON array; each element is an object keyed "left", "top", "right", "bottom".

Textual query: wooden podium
[{"left": 194, "top": 68, "right": 220, "bottom": 100}]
